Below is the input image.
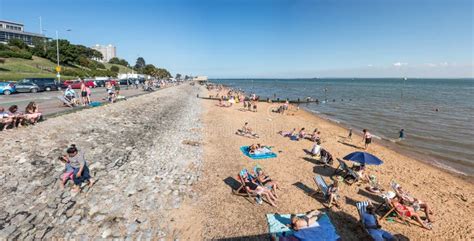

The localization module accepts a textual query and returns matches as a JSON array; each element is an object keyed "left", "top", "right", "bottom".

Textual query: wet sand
[{"left": 176, "top": 88, "right": 474, "bottom": 240}]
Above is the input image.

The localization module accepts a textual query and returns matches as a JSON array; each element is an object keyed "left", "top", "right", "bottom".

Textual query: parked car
[
  {"left": 0, "top": 82, "right": 16, "bottom": 95},
  {"left": 14, "top": 79, "right": 40, "bottom": 93},
  {"left": 119, "top": 78, "right": 134, "bottom": 85},
  {"left": 20, "top": 78, "right": 60, "bottom": 91},
  {"left": 61, "top": 80, "right": 96, "bottom": 89}
]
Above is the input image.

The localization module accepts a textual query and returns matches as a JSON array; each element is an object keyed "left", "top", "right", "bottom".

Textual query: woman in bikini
[{"left": 289, "top": 210, "right": 323, "bottom": 230}]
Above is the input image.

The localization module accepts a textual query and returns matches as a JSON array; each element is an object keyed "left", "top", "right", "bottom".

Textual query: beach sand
[{"left": 174, "top": 88, "right": 474, "bottom": 240}]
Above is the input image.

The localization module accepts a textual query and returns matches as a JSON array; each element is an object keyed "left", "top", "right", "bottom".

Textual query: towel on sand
[
  {"left": 240, "top": 146, "right": 277, "bottom": 159},
  {"left": 266, "top": 213, "right": 340, "bottom": 241}
]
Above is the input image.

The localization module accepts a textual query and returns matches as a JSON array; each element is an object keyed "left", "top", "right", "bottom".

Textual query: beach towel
[
  {"left": 240, "top": 146, "right": 277, "bottom": 159},
  {"left": 266, "top": 213, "right": 340, "bottom": 241},
  {"left": 89, "top": 101, "right": 102, "bottom": 107}
]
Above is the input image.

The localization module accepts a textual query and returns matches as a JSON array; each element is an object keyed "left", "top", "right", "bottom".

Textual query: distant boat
[{"left": 404, "top": 77, "right": 408, "bottom": 80}]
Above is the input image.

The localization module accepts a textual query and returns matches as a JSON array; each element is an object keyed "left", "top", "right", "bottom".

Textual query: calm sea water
[{"left": 211, "top": 78, "right": 474, "bottom": 176}]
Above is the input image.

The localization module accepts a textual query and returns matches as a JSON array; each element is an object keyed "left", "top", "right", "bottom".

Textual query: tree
[
  {"left": 184, "top": 75, "right": 190, "bottom": 80},
  {"left": 110, "top": 65, "right": 120, "bottom": 73},
  {"left": 175, "top": 73, "right": 182, "bottom": 80},
  {"left": 134, "top": 57, "right": 146, "bottom": 70},
  {"left": 143, "top": 64, "right": 157, "bottom": 76},
  {"left": 108, "top": 57, "right": 120, "bottom": 64}
]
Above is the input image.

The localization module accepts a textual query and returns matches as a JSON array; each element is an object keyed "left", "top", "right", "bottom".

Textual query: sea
[{"left": 210, "top": 78, "right": 474, "bottom": 177}]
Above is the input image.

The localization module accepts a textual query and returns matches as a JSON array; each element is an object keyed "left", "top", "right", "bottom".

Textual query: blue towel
[
  {"left": 266, "top": 213, "right": 340, "bottom": 241},
  {"left": 240, "top": 146, "right": 277, "bottom": 159},
  {"left": 89, "top": 101, "right": 102, "bottom": 107}
]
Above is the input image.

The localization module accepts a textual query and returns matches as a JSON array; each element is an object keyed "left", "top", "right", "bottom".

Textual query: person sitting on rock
[{"left": 63, "top": 144, "right": 95, "bottom": 193}]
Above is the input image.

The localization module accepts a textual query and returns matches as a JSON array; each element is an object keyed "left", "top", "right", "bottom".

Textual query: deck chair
[
  {"left": 334, "top": 158, "right": 350, "bottom": 176},
  {"left": 312, "top": 175, "right": 329, "bottom": 198},
  {"left": 232, "top": 170, "right": 260, "bottom": 204},
  {"left": 379, "top": 194, "right": 411, "bottom": 226},
  {"left": 356, "top": 201, "right": 373, "bottom": 239},
  {"left": 58, "top": 96, "right": 75, "bottom": 108}
]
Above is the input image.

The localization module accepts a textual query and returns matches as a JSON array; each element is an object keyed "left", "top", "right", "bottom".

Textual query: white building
[{"left": 91, "top": 44, "right": 116, "bottom": 62}]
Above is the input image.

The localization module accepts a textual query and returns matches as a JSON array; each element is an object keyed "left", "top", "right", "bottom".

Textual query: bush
[
  {"left": 8, "top": 39, "right": 29, "bottom": 50},
  {"left": 110, "top": 65, "right": 119, "bottom": 72},
  {"left": 0, "top": 50, "right": 32, "bottom": 59},
  {"left": 0, "top": 44, "right": 9, "bottom": 51}
]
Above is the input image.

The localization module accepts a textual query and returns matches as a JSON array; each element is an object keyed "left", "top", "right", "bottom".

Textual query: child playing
[{"left": 59, "top": 156, "right": 74, "bottom": 189}]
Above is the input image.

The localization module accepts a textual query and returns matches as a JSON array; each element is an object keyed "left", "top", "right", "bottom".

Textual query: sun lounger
[
  {"left": 356, "top": 201, "right": 372, "bottom": 238},
  {"left": 240, "top": 146, "right": 277, "bottom": 159},
  {"left": 266, "top": 213, "right": 340, "bottom": 241},
  {"left": 312, "top": 175, "right": 329, "bottom": 198}
]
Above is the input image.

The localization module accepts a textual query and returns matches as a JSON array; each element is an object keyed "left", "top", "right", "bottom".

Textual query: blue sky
[{"left": 1, "top": 0, "right": 473, "bottom": 78}]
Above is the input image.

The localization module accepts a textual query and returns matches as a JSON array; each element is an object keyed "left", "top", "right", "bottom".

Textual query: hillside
[{"left": 0, "top": 56, "right": 133, "bottom": 81}]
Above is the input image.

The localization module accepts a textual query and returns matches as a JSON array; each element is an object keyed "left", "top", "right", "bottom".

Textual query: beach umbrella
[{"left": 343, "top": 151, "right": 384, "bottom": 165}]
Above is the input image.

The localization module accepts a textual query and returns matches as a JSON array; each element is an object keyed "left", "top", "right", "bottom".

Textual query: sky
[{"left": 1, "top": 0, "right": 473, "bottom": 78}]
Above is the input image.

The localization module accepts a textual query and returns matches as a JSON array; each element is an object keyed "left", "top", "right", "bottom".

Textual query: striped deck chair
[
  {"left": 312, "top": 175, "right": 329, "bottom": 199},
  {"left": 379, "top": 194, "right": 411, "bottom": 226}
]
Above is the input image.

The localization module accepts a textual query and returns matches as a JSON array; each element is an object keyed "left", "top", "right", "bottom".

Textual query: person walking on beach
[
  {"left": 399, "top": 129, "right": 405, "bottom": 141},
  {"left": 362, "top": 129, "right": 372, "bottom": 150},
  {"left": 348, "top": 128, "right": 353, "bottom": 141}
]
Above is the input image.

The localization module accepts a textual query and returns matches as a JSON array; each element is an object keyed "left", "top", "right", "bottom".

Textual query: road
[{"left": 0, "top": 86, "right": 147, "bottom": 116}]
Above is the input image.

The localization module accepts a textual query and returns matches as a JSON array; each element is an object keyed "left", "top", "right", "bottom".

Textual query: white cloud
[
  {"left": 367, "top": 64, "right": 373, "bottom": 67},
  {"left": 393, "top": 62, "right": 408, "bottom": 67}
]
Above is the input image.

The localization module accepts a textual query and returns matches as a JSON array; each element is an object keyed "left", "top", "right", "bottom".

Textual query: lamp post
[{"left": 55, "top": 29, "right": 71, "bottom": 82}]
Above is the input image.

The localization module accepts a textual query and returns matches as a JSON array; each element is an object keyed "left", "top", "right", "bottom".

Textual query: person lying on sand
[
  {"left": 241, "top": 170, "right": 278, "bottom": 207},
  {"left": 254, "top": 167, "right": 280, "bottom": 197},
  {"left": 249, "top": 144, "right": 273, "bottom": 155},
  {"left": 393, "top": 184, "right": 434, "bottom": 223},
  {"left": 288, "top": 210, "right": 323, "bottom": 231},
  {"left": 363, "top": 202, "right": 396, "bottom": 241},
  {"left": 236, "top": 122, "right": 259, "bottom": 138},
  {"left": 387, "top": 192, "right": 432, "bottom": 230}
]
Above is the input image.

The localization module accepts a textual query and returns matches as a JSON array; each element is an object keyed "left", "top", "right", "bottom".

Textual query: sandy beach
[{"left": 175, "top": 87, "right": 474, "bottom": 240}]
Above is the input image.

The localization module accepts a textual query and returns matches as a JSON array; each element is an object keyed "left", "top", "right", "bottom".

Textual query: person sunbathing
[
  {"left": 237, "top": 123, "right": 259, "bottom": 138},
  {"left": 249, "top": 144, "right": 273, "bottom": 155},
  {"left": 393, "top": 184, "right": 434, "bottom": 223},
  {"left": 0, "top": 107, "right": 13, "bottom": 131},
  {"left": 363, "top": 203, "right": 396, "bottom": 241},
  {"left": 241, "top": 171, "right": 278, "bottom": 207},
  {"left": 345, "top": 163, "right": 370, "bottom": 184},
  {"left": 255, "top": 167, "right": 280, "bottom": 197},
  {"left": 298, "top": 128, "right": 306, "bottom": 139},
  {"left": 310, "top": 140, "right": 322, "bottom": 156},
  {"left": 289, "top": 210, "right": 323, "bottom": 231},
  {"left": 389, "top": 194, "right": 432, "bottom": 230}
]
